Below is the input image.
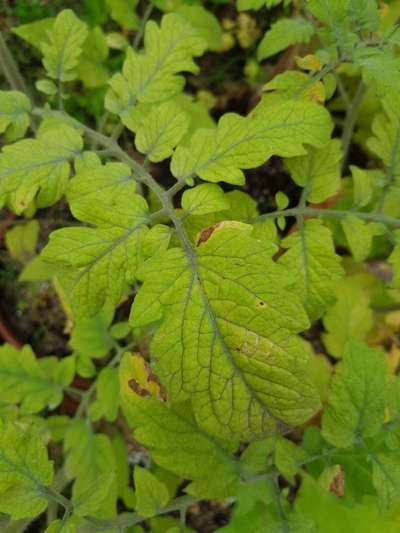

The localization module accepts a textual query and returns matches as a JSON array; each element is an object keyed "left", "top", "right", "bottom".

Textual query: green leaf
[
  {"left": 44, "top": 518, "right": 77, "bottom": 533},
  {"left": 350, "top": 165, "right": 374, "bottom": 207},
  {"left": 41, "top": 9, "right": 88, "bottom": 82},
  {"left": 134, "top": 467, "right": 170, "bottom": 517},
  {"left": 175, "top": 5, "right": 223, "bottom": 51},
  {"left": 285, "top": 139, "right": 342, "bottom": 203},
  {"left": 36, "top": 79, "right": 58, "bottom": 96},
  {"left": 110, "top": 321, "right": 131, "bottom": 339},
  {"left": 12, "top": 18, "right": 55, "bottom": 50},
  {"left": 5, "top": 220, "right": 39, "bottom": 264},
  {"left": 112, "top": 434, "right": 136, "bottom": 507},
  {"left": 131, "top": 224, "right": 320, "bottom": 440},
  {"left": 106, "top": 0, "right": 139, "bottom": 30},
  {"left": 0, "top": 90, "right": 31, "bottom": 141},
  {"left": 42, "top": 192, "right": 149, "bottom": 316},
  {"left": 237, "top": 0, "right": 265, "bottom": 10},
  {"left": 0, "top": 344, "right": 72, "bottom": 413},
  {"left": 0, "top": 420, "right": 53, "bottom": 520},
  {"left": 76, "top": 27, "right": 109, "bottom": 89},
  {"left": 0, "top": 123, "right": 83, "bottom": 214},
  {"left": 257, "top": 18, "right": 314, "bottom": 61},
  {"left": 322, "top": 275, "right": 374, "bottom": 358},
  {"left": 238, "top": 0, "right": 291, "bottom": 9},
  {"left": 69, "top": 304, "right": 114, "bottom": 369},
  {"left": 67, "top": 161, "right": 137, "bottom": 224},
  {"left": 274, "top": 437, "right": 307, "bottom": 483},
  {"left": 64, "top": 420, "right": 117, "bottom": 515},
  {"left": 367, "top": 96, "right": 400, "bottom": 188},
  {"left": 356, "top": 48, "right": 400, "bottom": 98},
  {"left": 171, "top": 99, "right": 332, "bottom": 185},
  {"left": 88, "top": 367, "right": 120, "bottom": 422},
  {"left": 119, "top": 353, "right": 241, "bottom": 498},
  {"left": 239, "top": 439, "right": 274, "bottom": 477},
  {"left": 295, "top": 473, "right": 399, "bottom": 533},
  {"left": 181, "top": 184, "right": 230, "bottom": 215},
  {"left": 105, "top": 14, "right": 207, "bottom": 129},
  {"left": 135, "top": 101, "right": 188, "bottom": 162},
  {"left": 348, "top": 0, "right": 379, "bottom": 32},
  {"left": 307, "top": 0, "right": 358, "bottom": 52},
  {"left": 322, "top": 339, "right": 386, "bottom": 448},
  {"left": 263, "top": 71, "right": 326, "bottom": 104},
  {"left": 341, "top": 216, "right": 385, "bottom": 262},
  {"left": 71, "top": 474, "right": 114, "bottom": 517},
  {"left": 275, "top": 191, "right": 289, "bottom": 210},
  {"left": 279, "top": 220, "right": 343, "bottom": 320},
  {"left": 372, "top": 454, "right": 400, "bottom": 511}
]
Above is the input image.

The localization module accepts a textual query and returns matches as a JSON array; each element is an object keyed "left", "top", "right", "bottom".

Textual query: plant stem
[
  {"left": 271, "top": 476, "right": 290, "bottom": 533},
  {"left": 335, "top": 73, "right": 351, "bottom": 110},
  {"left": 0, "top": 31, "right": 36, "bottom": 132},
  {"left": 82, "top": 495, "right": 197, "bottom": 531},
  {"left": 42, "top": 486, "right": 73, "bottom": 515},
  {"left": 0, "top": 32, "right": 31, "bottom": 97},
  {"left": 133, "top": 2, "right": 154, "bottom": 50},
  {"left": 33, "top": 107, "right": 400, "bottom": 237},
  {"left": 256, "top": 206, "right": 400, "bottom": 228},
  {"left": 341, "top": 82, "right": 366, "bottom": 172}
]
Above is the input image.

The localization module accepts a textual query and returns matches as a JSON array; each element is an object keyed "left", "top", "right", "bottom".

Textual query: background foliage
[{"left": 1, "top": 0, "right": 400, "bottom": 532}]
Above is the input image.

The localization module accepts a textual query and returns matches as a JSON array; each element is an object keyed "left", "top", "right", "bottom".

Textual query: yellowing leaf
[
  {"left": 131, "top": 224, "right": 320, "bottom": 440},
  {"left": 264, "top": 71, "right": 326, "bottom": 103},
  {"left": 171, "top": 99, "right": 332, "bottom": 185},
  {"left": 106, "top": 14, "right": 206, "bottom": 129},
  {"left": 296, "top": 54, "right": 323, "bottom": 71},
  {"left": 119, "top": 353, "right": 240, "bottom": 498},
  {"left": 43, "top": 189, "right": 150, "bottom": 316}
]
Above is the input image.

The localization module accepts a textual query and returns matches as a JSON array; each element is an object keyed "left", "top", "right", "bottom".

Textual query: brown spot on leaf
[
  {"left": 256, "top": 300, "right": 266, "bottom": 308},
  {"left": 128, "top": 379, "right": 152, "bottom": 398},
  {"left": 128, "top": 353, "right": 168, "bottom": 401},
  {"left": 196, "top": 223, "right": 222, "bottom": 247},
  {"left": 329, "top": 465, "right": 345, "bottom": 497}
]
